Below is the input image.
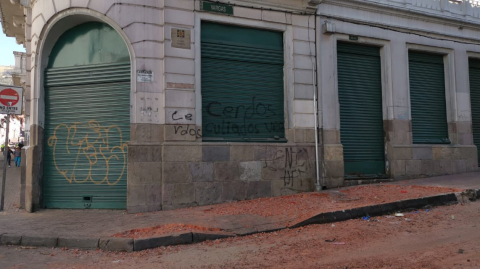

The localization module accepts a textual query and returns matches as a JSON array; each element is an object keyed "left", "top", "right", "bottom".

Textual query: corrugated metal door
[
  {"left": 201, "top": 22, "right": 285, "bottom": 142},
  {"left": 43, "top": 64, "right": 130, "bottom": 209},
  {"left": 337, "top": 42, "right": 385, "bottom": 179},
  {"left": 409, "top": 51, "right": 449, "bottom": 144},
  {"left": 43, "top": 22, "right": 130, "bottom": 209},
  {"left": 469, "top": 58, "right": 480, "bottom": 165}
]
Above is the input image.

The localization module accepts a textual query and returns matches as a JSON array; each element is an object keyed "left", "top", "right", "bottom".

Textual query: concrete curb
[
  {"left": 21, "top": 236, "right": 57, "bottom": 248},
  {"left": 134, "top": 232, "right": 192, "bottom": 251},
  {"left": 1, "top": 234, "right": 21, "bottom": 245},
  {"left": 192, "top": 231, "right": 236, "bottom": 242},
  {"left": 99, "top": 238, "right": 134, "bottom": 252},
  {"left": 290, "top": 193, "right": 458, "bottom": 228},
  {"left": 133, "top": 231, "right": 237, "bottom": 251},
  {"left": 0, "top": 189, "right": 478, "bottom": 252},
  {"left": 58, "top": 238, "right": 99, "bottom": 250}
]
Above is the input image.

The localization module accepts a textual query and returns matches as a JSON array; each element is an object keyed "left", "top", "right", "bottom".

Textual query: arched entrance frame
[
  {"left": 34, "top": 9, "right": 137, "bottom": 129},
  {"left": 26, "top": 9, "right": 136, "bottom": 212}
]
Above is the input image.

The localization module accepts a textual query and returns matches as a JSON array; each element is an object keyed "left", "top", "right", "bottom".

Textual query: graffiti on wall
[
  {"left": 173, "top": 125, "right": 202, "bottom": 139},
  {"left": 204, "top": 97, "right": 284, "bottom": 136},
  {"left": 166, "top": 108, "right": 195, "bottom": 125},
  {"left": 262, "top": 147, "right": 312, "bottom": 187},
  {"left": 47, "top": 120, "right": 128, "bottom": 186},
  {"left": 282, "top": 147, "right": 311, "bottom": 187},
  {"left": 171, "top": 110, "right": 193, "bottom": 122}
]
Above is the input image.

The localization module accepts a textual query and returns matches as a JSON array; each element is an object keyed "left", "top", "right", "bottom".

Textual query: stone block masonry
[
  {"left": 128, "top": 142, "right": 318, "bottom": 212},
  {"left": 162, "top": 143, "right": 317, "bottom": 210},
  {"left": 388, "top": 144, "right": 478, "bottom": 180},
  {"left": 383, "top": 119, "right": 478, "bottom": 181}
]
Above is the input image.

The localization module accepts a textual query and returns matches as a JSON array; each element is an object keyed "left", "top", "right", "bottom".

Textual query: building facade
[
  {"left": 11, "top": 51, "right": 27, "bottom": 88},
  {"left": 0, "top": 0, "right": 479, "bottom": 213},
  {"left": 318, "top": 0, "right": 480, "bottom": 183}
]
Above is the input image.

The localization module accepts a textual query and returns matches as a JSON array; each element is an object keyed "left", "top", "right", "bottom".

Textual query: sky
[{"left": 0, "top": 21, "right": 26, "bottom": 66}]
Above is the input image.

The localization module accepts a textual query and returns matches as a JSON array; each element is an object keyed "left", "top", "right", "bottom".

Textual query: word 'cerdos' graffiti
[
  {"left": 174, "top": 125, "right": 202, "bottom": 138},
  {"left": 205, "top": 97, "right": 283, "bottom": 135}
]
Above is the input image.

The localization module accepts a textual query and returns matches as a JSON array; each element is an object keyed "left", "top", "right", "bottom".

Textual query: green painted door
[
  {"left": 469, "top": 58, "right": 480, "bottom": 166},
  {"left": 201, "top": 22, "right": 285, "bottom": 142},
  {"left": 337, "top": 42, "right": 386, "bottom": 179},
  {"left": 43, "top": 22, "right": 130, "bottom": 209},
  {"left": 409, "top": 51, "right": 449, "bottom": 144}
]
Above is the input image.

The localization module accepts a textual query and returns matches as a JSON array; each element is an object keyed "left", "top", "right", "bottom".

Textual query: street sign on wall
[
  {"left": 137, "top": 70, "right": 154, "bottom": 83},
  {"left": 0, "top": 85, "right": 23, "bottom": 115},
  {"left": 200, "top": 1, "right": 234, "bottom": 15}
]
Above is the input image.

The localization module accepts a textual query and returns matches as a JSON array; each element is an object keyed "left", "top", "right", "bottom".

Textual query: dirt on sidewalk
[
  {"left": 113, "top": 184, "right": 459, "bottom": 238},
  {"left": 1, "top": 200, "right": 479, "bottom": 268}
]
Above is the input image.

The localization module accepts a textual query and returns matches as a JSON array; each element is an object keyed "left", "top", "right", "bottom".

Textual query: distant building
[
  {"left": 0, "top": 51, "right": 26, "bottom": 145},
  {"left": 11, "top": 51, "right": 26, "bottom": 88},
  {"left": 0, "top": 66, "right": 13, "bottom": 85}
]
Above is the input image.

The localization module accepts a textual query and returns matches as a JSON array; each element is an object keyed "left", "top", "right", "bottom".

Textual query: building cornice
[
  {"left": 215, "top": 0, "right": 317, "bottom": 14},
  {"left": 0, "top": 0, "right": 26, "bottom": 45},
  {"left": 321, "top": 0, "right": 480, "bottom": 30}
]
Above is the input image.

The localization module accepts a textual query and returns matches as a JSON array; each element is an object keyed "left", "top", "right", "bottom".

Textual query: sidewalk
[
  {"left": 0, "top": 153, "right": 22, "bottom": 211},
  {"left": 0, "top": 172, "right": 479, "bottom": 251}
]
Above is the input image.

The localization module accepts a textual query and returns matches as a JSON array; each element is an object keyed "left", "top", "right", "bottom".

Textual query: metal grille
[
  {"left": 409, "top": 51, "right": 449, "bottom": 144},
  {"left": 469, "top": 58, "right": 480, "bottom": 165},
  {"left": 337, "top": 42, "right": 386, "bottom": 179},
  {"left": 201, "top": 22, "right": 285, "bottom": 142},
  {"left": 43, "top": 63, "right": 130, "bottom": 209}
]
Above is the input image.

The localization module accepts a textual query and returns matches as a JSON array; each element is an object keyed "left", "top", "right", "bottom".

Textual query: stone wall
[
  {"left": 163, "top": 143, "right": 316, "bottom": 210},
  {"left": 389, "top": 145, "right": 478, "bottom": 180},
  {"left": 127, "top": 125, "right": 318, "bottom": 212},
  {"left": 24, "top": 124, "right": 43, "bottom": 212},
  {"left": 385, "top": 119, "right": 478, "bottom": 179}
]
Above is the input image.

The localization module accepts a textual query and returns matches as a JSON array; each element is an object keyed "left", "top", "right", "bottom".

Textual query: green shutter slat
[
  {"left": 337, "top": 42, "right": 386, "bottom": 179},
  {"left": 201, "top": 22, "right": 285, "bottom": 142},
  {"left": 469, "top": 59, "right": 480, "bottom": 166},
  {"left": 43, "top": 62, "right": 130, "bottom": 209},
  {"left": 47, "top": 22, "right": 130, "bottom": 68},
  {"left": 409, "top": 51, "right": 449, "bottom": 144}
]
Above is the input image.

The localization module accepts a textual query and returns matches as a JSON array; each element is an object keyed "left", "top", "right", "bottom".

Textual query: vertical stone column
[
  {"left": 120, "top": 0, "right": 166, "bottom": 213},
  {"left": 385, "top": 40, "right": 413, "bottom": 179},
  {"left": 24, "top": 6, "right": 43, "bottom": 212},
  {"left": 291, "top": 14, "right": 317, "bottom": 145},
  {"left": 318, "top": 25, "right": 344, "bottom": 188}
]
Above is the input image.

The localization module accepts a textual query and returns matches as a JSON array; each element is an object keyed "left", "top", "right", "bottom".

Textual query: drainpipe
[
  {"left": 313, "top": 61, "right": 322, "bottom": 191},
  {"left": 312, "top": 13, "right": 325, "bottom": 191}
]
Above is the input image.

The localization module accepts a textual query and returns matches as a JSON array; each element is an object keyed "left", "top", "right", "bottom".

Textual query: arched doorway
[{"left": 43, "top": 22, "right": 130, "bottom": 209}]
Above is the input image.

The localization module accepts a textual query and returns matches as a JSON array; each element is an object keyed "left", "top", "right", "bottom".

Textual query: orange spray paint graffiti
[{"left": 47, "top": 120, "right": 128, "bottom": 186}]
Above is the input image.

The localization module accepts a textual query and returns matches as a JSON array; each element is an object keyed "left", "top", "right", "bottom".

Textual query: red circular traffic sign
[{"left": 0, "top": 88, "right": 19, "bottom": 107}]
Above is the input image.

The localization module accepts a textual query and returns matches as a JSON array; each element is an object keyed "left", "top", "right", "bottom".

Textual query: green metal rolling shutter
[
  {"left": 409, "top": 51, "right": 449, "bottom": 144},
  {"left": 337, "top": 42, "right": 385, "bottom": 178},
  {"left": 201, "top": 22, "right": 285, "bottom": 142},
  {"left": 469, "top": 58, "right": 480, "bottom": 165},
  {"left": 43, "top": 63, "right": 130, "bottom": 209}
]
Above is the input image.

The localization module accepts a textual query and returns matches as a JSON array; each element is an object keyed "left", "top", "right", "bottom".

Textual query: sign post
[
  {"left": 0, "top": 115, "right": 10, "bottom": 211},
  {"left": 0, "top": 85, "right": 23, "bottom": 212}
]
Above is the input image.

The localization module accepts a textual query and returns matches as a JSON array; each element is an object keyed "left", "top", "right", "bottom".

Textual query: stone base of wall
[
  {"left": 388, "top": 144, "right": 478, "bottom": 180},
  {"left": 25, "top": 124, "right": 44, "bottom": 213},
  {"left": 20, "top": 149, "right": 26, "bottom": 209},
  {"left": 322, "top": 128, "right": 345, "bottom": 188},
  {"left": 127, "top": 142, "right": 317, "bottom": 212},
  {"left": 28, "top": 121, "right": 479, "bottom": 214}
]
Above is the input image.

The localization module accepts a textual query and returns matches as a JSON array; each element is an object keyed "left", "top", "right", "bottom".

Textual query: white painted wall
[
  {"left": 28, "top": 0, "right": 165, "bottom": 132},
  {"left": 26, "top": 0, "right": 318, "bottom": 141},
  {"left": 318, "top": 0, "right": 480, "bottom": 131}
]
